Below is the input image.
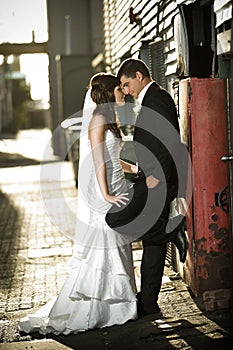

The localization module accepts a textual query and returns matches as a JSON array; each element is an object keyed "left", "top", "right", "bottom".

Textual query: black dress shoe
[
  {"left": 137, "top": 303, "right": 161, "bottom": 318},
  {"left": 173, "top": 228, "right": 188, "bottom": 263},
  {"left": 136, "top": 293, "right": 161, "bottom": 318}
]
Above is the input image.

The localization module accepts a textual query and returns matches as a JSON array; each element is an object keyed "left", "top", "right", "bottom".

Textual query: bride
[{"left": 19, "top": 73, "right": 138, "bottom": 335}]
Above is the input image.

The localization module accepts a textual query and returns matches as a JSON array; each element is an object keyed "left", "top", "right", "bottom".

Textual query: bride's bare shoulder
[{"left": 89, "top": 113, "right": 107, "bottom": 131}]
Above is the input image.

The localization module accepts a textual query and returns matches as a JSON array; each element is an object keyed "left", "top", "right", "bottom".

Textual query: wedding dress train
[{"left": 19, "top": 129, "right": 137, "bottom": 335}]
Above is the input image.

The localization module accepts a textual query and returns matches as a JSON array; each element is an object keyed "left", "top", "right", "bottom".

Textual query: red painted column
[{"left": 181, "top": 78, "right": 231, "bottom": 309}]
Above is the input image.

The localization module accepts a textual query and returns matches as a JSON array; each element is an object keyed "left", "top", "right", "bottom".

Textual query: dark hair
[
  {"left": 90, "top": 73, "right": 121, "bottom": 138},
  {"left": 117, "top": 58, "right": 150, "bottom": 79}
]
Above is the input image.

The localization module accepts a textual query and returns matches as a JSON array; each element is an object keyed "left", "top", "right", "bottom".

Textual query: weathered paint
[{"left": 182, "top": 78, "right": 230, "bottom": 297}]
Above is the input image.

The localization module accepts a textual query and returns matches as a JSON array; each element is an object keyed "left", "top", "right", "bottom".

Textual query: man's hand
[{"left": 146, "top": 175, "right": 160, "bottom": 189}]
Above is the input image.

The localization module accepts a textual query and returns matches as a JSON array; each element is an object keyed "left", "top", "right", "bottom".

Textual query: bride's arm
[
  {"left": 88, "top": 115, "right": 128, "bottom": 207},
  {"left": 88, "top": 115, "right": 108, "bottom": 198}
]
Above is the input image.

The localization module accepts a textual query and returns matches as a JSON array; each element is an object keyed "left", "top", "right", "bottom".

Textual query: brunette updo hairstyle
[{"left": 90, "top": 73, "right": 122, "bottom": 138}]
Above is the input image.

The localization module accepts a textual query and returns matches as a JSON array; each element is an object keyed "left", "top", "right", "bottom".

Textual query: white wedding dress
[{"left": 19, "top": 127, "right": 138, "bottom": 335}]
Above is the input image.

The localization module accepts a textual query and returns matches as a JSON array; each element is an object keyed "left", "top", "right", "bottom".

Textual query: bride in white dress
[{"left": 19, "top": 73, "right": 138, "bottom": 335}]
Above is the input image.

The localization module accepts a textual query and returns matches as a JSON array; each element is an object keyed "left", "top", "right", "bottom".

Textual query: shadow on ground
[
  {"left": 0, "top": 152, "right": 40, "bottom": 168},
  {"left": 26, "top": 314, "right": 233, "bottom": 350},
  {"left": 0, "top": 190, "right": 22, "bottom": 321}
]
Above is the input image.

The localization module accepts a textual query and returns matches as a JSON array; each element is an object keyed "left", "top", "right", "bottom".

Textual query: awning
[{"left": 214, "top": 0, "right": 232, "bottom": 27}]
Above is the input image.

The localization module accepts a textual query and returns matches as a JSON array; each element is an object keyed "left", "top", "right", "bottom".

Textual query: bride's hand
[{"left": 105, "top": 193, "right": 129, "bottom": 207}]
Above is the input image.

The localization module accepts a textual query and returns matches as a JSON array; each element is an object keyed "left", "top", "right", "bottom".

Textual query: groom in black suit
[{"left": 106, "top": 58, "right": 188, "bottom": 317}]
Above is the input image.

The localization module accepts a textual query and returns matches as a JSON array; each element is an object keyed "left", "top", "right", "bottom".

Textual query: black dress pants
[
  {"left": 106, "top": 176, "right": 179, "bottom": 313},
  {"left": 140, "top": 244, "right": 167, "bottom": 312}
]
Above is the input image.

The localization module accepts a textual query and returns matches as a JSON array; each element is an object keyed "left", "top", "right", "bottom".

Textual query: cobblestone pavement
[{"left": 0, "top": 129, "right": 233, "bottom": 349}]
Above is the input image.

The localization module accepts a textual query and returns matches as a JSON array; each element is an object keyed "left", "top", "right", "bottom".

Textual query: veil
[
  {"left": 72, "top": 89, "right": 97, "bottom": 244},
  {"left": 40, "top": 90, "right": 95, "bottom": 245},
  {"left": 78, "top": 88, "right": 96, "bottom": 173}
]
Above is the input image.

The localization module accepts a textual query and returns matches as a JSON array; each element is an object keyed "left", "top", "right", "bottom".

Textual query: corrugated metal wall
[
  {"left": 103, "top": 0, "right": 180, "bottom": 90},
  {"left": 149, "top": 39, "right": 167, "bottom": 89}
]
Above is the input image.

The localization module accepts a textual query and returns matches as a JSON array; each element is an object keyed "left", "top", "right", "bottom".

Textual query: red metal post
[{"left": 180, "top": 78, "right": 231, "bottom": 310}]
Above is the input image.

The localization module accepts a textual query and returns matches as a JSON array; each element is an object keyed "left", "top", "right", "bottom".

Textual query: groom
[{"left": 106, "top": 58, "right": 188, "bottom": 317}]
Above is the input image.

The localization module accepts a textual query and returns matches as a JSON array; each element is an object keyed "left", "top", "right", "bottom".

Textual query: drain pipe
[{"left": 221, "top": 77, "right": 233, "bottom": 298}]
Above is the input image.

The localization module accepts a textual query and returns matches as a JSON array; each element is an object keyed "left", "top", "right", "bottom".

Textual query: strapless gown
[{"left": 19, "top": 130, "right": 137, "bottom": 335}]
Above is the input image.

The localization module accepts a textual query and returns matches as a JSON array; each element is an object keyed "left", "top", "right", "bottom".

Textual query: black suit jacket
[
  {"left": 133, "top": 82, "right": 181, "bottom": 201},
  {"left": 105, "top": 82, "right": 187, "bottom": 234}
]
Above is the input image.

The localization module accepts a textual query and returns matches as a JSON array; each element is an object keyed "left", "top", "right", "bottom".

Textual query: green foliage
[
  {"left": 12, "top": 79, "right": 31, "bottom": 107},
  {"left": 12, "top": 79, "right": 32, "bottom": 132}
]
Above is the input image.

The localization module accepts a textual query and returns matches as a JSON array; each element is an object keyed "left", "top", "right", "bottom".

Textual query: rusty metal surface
[{"left": 189, "top": 78, "right": 230, "bottom": 296}]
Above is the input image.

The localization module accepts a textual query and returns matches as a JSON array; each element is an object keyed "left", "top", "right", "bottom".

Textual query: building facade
[{"left": 102, "top": 0, "right": 233, "bottom": 311}]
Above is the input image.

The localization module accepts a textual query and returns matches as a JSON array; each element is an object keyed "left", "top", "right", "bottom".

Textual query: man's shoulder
[
  {"left": 142, "top": 83, "right": 178, "bottom": 124},
  {"left": 143, "top": 84, "right": 172, "bottom": 106},
  {"left": 146, "top": 82, "right": 169, "bottom": 97}
]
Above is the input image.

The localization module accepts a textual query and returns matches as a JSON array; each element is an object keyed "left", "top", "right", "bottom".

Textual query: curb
[{"left": 0, "top": 340, "right": 70, "bottom": 350}]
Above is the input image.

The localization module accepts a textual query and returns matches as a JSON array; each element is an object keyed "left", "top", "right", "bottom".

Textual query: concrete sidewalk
[{"left": 0, "top": 129, "right": 233, "bottom": 349}]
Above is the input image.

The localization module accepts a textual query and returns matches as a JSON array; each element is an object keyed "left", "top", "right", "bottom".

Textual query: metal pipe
[
  {"left": 222, "top": 77, "right": 233, "bottom": 299},
  {"left": 65, "top": 15, "right": 71, "bottom": 55}
]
